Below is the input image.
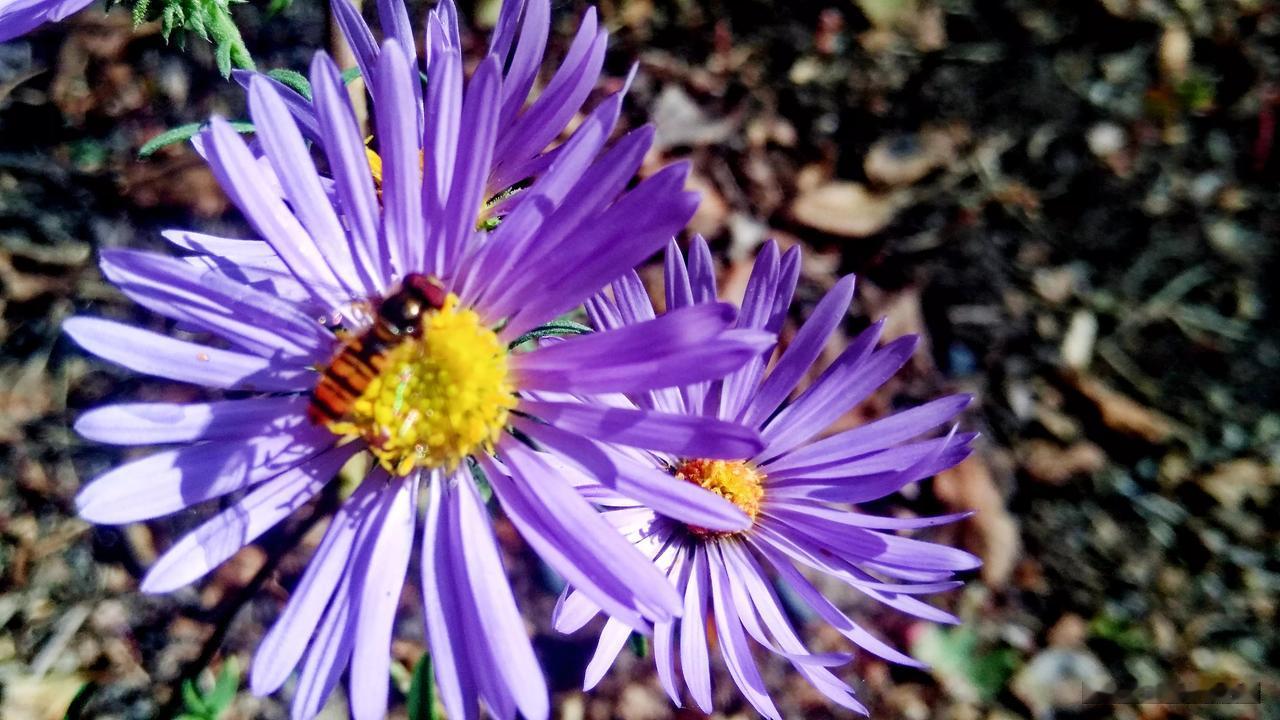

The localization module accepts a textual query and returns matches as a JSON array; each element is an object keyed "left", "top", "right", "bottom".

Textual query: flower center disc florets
[
  {"left": 675, "top": 458, "right": 765, "bottom": 537},
  {"left": 328, "top": 295, "right": 515, "bottom": 476}
]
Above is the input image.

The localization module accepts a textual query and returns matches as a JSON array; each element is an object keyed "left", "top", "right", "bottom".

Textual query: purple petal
[
  {"left": 759, "top": 332, "right": 917, "bottom": 460},
  {"left": 443, "top": 488, "right": 517, "bottom": 720},
  {"left": 309, "top": 52, "right": 386, "bottom": 289},
  {"left": 372, "top": 40, "right": 423, "bottom": 277},
  {"left": 63, "top": 317, "right": 319, "bottom": 391},
  {"left": 140, "top": 443, "right": 358, "bottom": 592},
  {"left": 517, "top": 399, "right": 763, "bottom": 460},
  {"left": 424, "top": 2, "right": 459, "bottom": 65},
  {"left": 376, "top": 0, "right": 417, "bottom": 66},
  {"left": 495, "top": 0, "right": 548, "bottom": 129},
  {"left": 437, "top": 56, "right": 502, "bottom": 276},
  {"left": 706, "top": 545, "right": 782, "bottom": 720},
  {"left": 770, "top": 433, "right": 977, "bottom": 503},
  {"left": 753, "top": 523, "right": 961, "bottom": 625},
  {"left": 514, "top": 304, "right": 773, "bottom": 395},
  {"left": 232, "top": 70, "right": 322, "bottom": 141},
  {"left": 99, "top": 248, "right": 331, "bottom": 361},
  {"left": 421, "top": 474, "right": 480, "bottom": 720},
  {"left": 453, "top": 471, "right": 549, "bottom": 719},
  {"left": 330, "top": 0, "right": 379, "bottom": 85},
  {"left": 717, "top": 241, "right": 781, "bottom": 420},
  {"left": 686, "top": 235, "right": 717, "bottom": 303},
  {"left": 740, "top": 275, "right": 856, "bottom": 428},
  {"left": 251, "top": 478, "right": 382, "bottom": 695},
  {"left": 503, "top": 162, "right": 699, "bottom": 337},
  {"left": 75, "top": 426, "right": 333, "bottom": 524},
  {"left": 714, "top": 543, "right": 852, "bottom": 667},
  {"left": 767, "top": 245, "right": 802, "bottom": 334},
  {"left": 718, "top": 545, "right": 867, "bottom": 715},
  {"left": 583, "top": 618, "right": 630, "bottom": 690},
  {"left": 680, "top": 547, "right": 714, "bottom": 713},
  {"left": 552, "top": 588, "right": 601, "bottom": 635},
  {"left": 290, "top": 514, "right": 368, "bottom": 720},
  {"left": 767, "top": 499, "right": 973, "bottom": 530},
  {"left": 468, "top": 94, "right": 635, "bottom": 315},
  {"left": 481, "top": 444, "right": 680, "bottom": 629},
  {"left": 349, "top": 476, "right": 417, "bottom": 720},
  {"left": 0, "top": 0, "right": 93, "bottom": 42},
  {"left": 769, "top": 506, "right": 981, "bottom": 573},
  {"left": 651, "top": 545, "right": 691, "bottom": 706},
  {"left": 422, "top": 47, "right": 462, "bottom": 278},
  {"left": 772, "top": 434, "right": 972, "bottom": 482},
  {"left": 248, "top": 77, "right": 367, "bottom": 297},
  {"left": 750, "top": 537, "right": 933, "bottom": 666},
  {"left": 75, "top": 396, "right": 309, "bottom": 445},
  {"left": 204, "top": 117, "right": 348, "bottom": 309},
  {"left": 491, "top": 9, "right": 606, "bottom": 189},
  {"left": 765, "top": 394, "right": 971, "bottom": 474},
  {"left": 664, "top": 239, "right": 694, "bottom": 312},
  {"left": 610, "top": 270, "right": 656, "bottom": 325},
  {"left": 512, "top": 417, "right": 749, "bottom": 532}
]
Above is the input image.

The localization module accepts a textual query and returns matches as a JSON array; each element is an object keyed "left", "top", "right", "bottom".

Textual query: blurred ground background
[{"left": 1, "top": 0, "right": 1278, "bottom": 718}]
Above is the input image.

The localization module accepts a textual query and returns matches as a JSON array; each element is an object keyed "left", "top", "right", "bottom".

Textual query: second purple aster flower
[
  {"left": 66, "top": 8, "right": 773, "bottom": 719},
  {"left": 556, "top": 237, "right": 982, "bottom": 717}
]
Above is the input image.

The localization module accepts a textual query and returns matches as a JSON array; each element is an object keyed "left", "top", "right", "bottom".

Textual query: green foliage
[
  {"left": 1174, "top": 73, "right": 1216, "bottom": 114},
  {"left": 124, "top": 0, "right": 254, "bottom": 77},
  {"left": 138, "top": 119, "right": 254, "bottom": 158},
  {"left": 407, "top": 654, "right": 438, "bottom": 720},
  {"left": 175, "top": 657, "right": 241, "bottom": 720},
  {"left": 1090, "top": 612, "right": 1150, "bottom": 653},
  {"left": 911, "top": 625, "right": 1018, "bottom": 703}
]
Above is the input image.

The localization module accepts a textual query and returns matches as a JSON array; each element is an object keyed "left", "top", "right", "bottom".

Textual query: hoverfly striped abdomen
[{"left": 307, "top": 274, "right": 447, "bottom": 425}]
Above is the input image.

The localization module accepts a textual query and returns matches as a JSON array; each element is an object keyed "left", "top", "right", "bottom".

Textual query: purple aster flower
[
  {"left": 238, "top": 0, "right": 609, "bottom": 215},
  {"left": 66, "top": 37, "right": 775, "bottom": 720},
  {"left": 553, "top": 237, "right": 982, "bottom": 717},
  {"left": 0, "top": 0, "right": 93, "bottom": 42}
]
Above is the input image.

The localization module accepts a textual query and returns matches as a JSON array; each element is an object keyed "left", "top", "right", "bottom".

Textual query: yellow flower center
[
  {"left": 675, "top": 459, "right": 765, "bottom": 537},
  {"left": 326, "top": 295, "right": 516, "bottom": 476}
]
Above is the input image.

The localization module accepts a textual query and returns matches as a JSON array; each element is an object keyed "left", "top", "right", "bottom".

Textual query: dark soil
[{"left": 1, "top": 0, "right": 1277, "bottom": 718}]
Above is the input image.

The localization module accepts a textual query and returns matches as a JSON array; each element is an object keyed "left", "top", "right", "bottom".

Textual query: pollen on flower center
[
  {"left": 675, "top": 459, "right": 765, "bottom": 537},
  {"left": 326, "top": 295, "right": 516, "bottom": 476}
]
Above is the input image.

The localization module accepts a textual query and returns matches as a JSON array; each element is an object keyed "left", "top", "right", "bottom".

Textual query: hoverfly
[{"left": 307, "top": 273, "right": 447, "bottom": 425}]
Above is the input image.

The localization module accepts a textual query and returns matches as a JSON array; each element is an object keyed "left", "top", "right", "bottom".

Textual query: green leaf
[
  {"left": 407, "top": 654, "right": 437, "bottom": 720},
  {"left": 180, "top": 678, "right": 207, "bottom": 715},
  {"left": 342, "top": 66, "right": 363, "bottom": 85},
  {"left": 139, "top": 122, "right": 202, "bottom": 157},
  {"left": 508, "top": 320, "right": 593, "bottom": 349},
  {"left": 131, "top": 0, "right": 151, "bottom": 26},
  {"left": 205, "top": 657, "right": 241, "bottom": 714},
  {"left": 139, "top": 120, "right": 255, "bottom": 158},
  {"left": 267, "top": 68, "right": 313, "bottom": 101}
]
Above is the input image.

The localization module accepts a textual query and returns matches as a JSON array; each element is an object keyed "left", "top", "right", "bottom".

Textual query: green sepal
[
  {"left": 139, "top": 119, "right": 254, "bottom": 158},
  {"left": 628, "top": 633, "right": 649, "bottom": 658},
  {"left": 508, "top": 320, "right": 594, "bottom": 349},
  {"left": 267, "top": 68, "right": 312, "bottom": 100}
]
